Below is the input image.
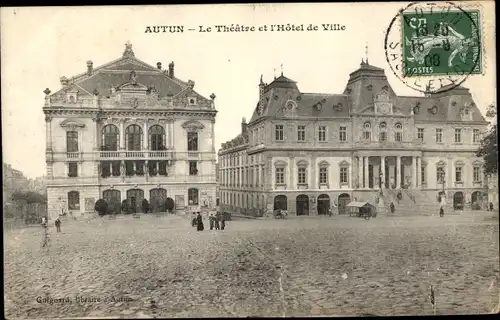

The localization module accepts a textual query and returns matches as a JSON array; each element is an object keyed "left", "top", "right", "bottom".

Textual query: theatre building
[
  {"left": 43, "top": 42, "right": 217, "bottom": 219},
  {"left": 218, "top": 60, "right": 489, "bottom": 216}
]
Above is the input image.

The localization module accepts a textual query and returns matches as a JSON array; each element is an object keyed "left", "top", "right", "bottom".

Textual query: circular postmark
[{"left": 384, "top": 1, "right": 482, "bottom": 94}]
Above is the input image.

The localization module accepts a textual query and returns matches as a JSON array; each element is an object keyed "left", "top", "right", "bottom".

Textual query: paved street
[{"left": 4, "top": 212, "right": 499, "bottom": 318}]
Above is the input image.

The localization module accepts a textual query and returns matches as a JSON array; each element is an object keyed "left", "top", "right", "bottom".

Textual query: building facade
[
  {"left": 3, "top": 163, "right": 31, "bottom": 204},
  {"left": 218, "top": 60, "right": 489, "bottom": 216},
  {"left": 43, "top": 42, "right": 217, "bottom": 219}
]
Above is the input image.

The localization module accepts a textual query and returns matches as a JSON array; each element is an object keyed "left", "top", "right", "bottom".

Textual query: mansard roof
[{"left": 50, "top": 42, "right": 202, "bottom": 100}]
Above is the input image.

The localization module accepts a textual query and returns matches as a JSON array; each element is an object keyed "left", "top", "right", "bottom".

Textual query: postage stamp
[{"left": 384, "top": 1, "right": 485, "bottom": 94}]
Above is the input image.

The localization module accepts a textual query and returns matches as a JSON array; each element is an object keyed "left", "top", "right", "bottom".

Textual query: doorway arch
[
  {"left": 338, "top": 193, "right": 351, "bottom": 215},
  {"left": 453, "top": 191, "right": 464, "bottom": 210},
  {"left": 150, "top": 188, "right": 167, "bottom": 213},
  {"left": 317, "top": 194, "right": 330, "bottom": 215},
  {"left": 127, "top": 189, "right": 144, "bottom": 213},
  {"left": 273, "top": 195, "right": 287, "bottom": 211},
  {"left": 296, "top": 194, "right": 309, "bottom": 216},
  {"left": 103, "top": 189, "right": 121, "bottom": 214},
  {"left": 471, "top": 191, "right": 482, "bottom": 210}
]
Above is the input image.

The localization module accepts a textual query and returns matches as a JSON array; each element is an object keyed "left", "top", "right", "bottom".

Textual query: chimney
[
  {"left": 168, "top": 61, "right": 174, "bottom": 78},
  {"left": 157, "top": 62, "right": 162, "bottom": 70},
  {"left": 86, "top": 60, "right": 93, "bottom": 76},
  {"left": 241, "top": 117, "right": 247, "bottom": 134}
]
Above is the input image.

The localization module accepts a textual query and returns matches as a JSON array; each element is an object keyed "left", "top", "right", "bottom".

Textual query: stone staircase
[{"left": 380, "top": 188, "right": 452, "bottom": 216}]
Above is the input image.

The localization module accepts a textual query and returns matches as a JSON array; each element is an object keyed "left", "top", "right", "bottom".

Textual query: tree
[
  {"left": 477, "top": 104, "right": 498, "bottom": 176},
  {"left": 11, "top": 190, "right": 47, "bottom": 204},
  {"left": 94, "top": 199, "right": 108, "bottom": 216},
  {"left": 165, "top": 197, "right": 175, "bottom": 213}
]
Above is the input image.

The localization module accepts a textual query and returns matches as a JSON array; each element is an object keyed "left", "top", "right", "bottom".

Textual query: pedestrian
[
  {"left": 390, "top": 202, "right": 395, "bottom": 214},
  {"left": 191, "top": 212, "right": 197, "bottom": 227},
  {"left": 220, "top": 214, "right": 226, "bottom": 230},
  {"left": 439, "top": 206, "right": 444, "bottom": 218},
  {"left": 196, "top": 212, "right": 204, "bottom": 231},
  {"left": 55, "top": 217, "right": 62, "bottom": 233},
  {"left": 215, "top": 212, "right": 220, "bottom": 230},
  {"left": 209, "top": 213, "right": 215, "bottom": 230}
]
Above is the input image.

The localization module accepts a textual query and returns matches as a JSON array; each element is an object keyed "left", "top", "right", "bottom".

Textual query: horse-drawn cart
[{"left": 346, "top": 201, "right": 377, "bottom": 219}]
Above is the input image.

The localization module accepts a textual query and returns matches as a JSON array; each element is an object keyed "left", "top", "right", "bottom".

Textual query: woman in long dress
[{"left": 196, "top": 212, "right": 204, "bottom": 231}]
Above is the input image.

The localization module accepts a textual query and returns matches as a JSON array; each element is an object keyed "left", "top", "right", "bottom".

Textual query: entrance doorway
[
  {"left": 338, "top": 193, "right": 351, "bottom": 215},
  {"left": 368, "top": 165, "right": 374, "bottom": 189},
  {"left": 150, "top": 188, "right": 167, "bottom": 213},
  {"left": 296, "top": 194, "right": 309, "bottom": 216},
  {"left": 471, "top": 191, "right": 482, "bottom": 210},
  {"left": 103, "top": 189, "right": 121, "bottom": 214},
  {"left": 274, "top": 195, "right": 288, "bottom": 211},
  {"left": 453, "top": 192, "right": 464, "bottom": 210},
  {"left": 127, "top": 189, "right": 144, "bottom": 213},
  {"left": 317, "top": 194, "right": 330, "bottom": 215}
]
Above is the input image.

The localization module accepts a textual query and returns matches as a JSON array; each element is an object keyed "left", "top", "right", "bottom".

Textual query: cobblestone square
[{"left": 4, "top": 212, "right": 499, "bottom": 318}]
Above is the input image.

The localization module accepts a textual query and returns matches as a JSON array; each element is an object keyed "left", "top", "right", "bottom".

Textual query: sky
[{"left": 1, "top": 2, "right": 496, "bottom": 179}]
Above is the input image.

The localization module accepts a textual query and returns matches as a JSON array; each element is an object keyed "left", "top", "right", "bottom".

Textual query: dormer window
[
  {"left": 188, "top": 97, "right": 197, "bottom": 105},
  {"left": 67, "top": 91, "right": 78, "bottom": 104},
  {"left": 363, "top": 122, "right": 372, "bottom": 140}
]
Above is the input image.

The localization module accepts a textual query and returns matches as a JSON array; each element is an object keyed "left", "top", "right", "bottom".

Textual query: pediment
[
  {"left": 296, "top": 160, "right": 309, "bottom": 167},
  {"left": 338, "top": 160, "right": 350, "bottom": 167},
  {"left": 119, "top": 82, "right": 149, "bottom": 91},
  {"left": 472, "top": 160, "right": 483, "bottom": 166},
  {"left": 318, "top": 160, "right": 330, "bottom": 167},
  {"left": 436, "top": 160, "right": 446, "bottom": 167},
  {"left": 60, "top": 119, "right": 86, "bottom": 130},
  {"left": 274, "top": 160, "right": 288, "bottom": 167},
  {"left": 182, "top": 120, "right": 205, "bottom": 130},
  {"left": 374, "top": 90, "right": 390, "bottom": 103},
  {"left": 104, "top": 61, "right": 158, "bottom": 72}
]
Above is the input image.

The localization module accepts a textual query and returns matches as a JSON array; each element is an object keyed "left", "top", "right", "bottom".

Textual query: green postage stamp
[{"left": 401, "top": 8, "right": 482, "bottom": 77}]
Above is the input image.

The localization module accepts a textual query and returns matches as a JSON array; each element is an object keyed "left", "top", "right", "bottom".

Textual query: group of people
[
  {"left": 41, "top": 216, "right": 62, "bottom": 232},
  {"left": 191, "top": 212, "right": 226, "bottom": 231}
]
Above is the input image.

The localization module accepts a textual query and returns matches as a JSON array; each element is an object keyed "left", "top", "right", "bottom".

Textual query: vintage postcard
[{"left": 2, "top": 2, "right": 498, "bottom": 318}]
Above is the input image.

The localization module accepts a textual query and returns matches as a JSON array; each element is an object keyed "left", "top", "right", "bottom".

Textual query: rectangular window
[
  {"left": 112, "top": 161, "right": 120, "bottom": 176},
  {"left": 379, "top": 132, "right": 387, "bottom": 142},
  {"left": 454, "top": 128, "right": 462, "bottom": 143},
  {"left": 473, "top": 129, "right": 480, "bottom": 143},
  {"left": 187, "top": 132, "right": 198, "bottom": 151},
  {"left": 339, "top": 126, "right": 347, "bottom": 142},
  {"left": 436, "top": 128, "right": 443, "bottom": 143},
  {"left": 421, "top": 166, "right": 426, "bottom": 184},
  {"left": 275, "top": 125, "right": 284, "bottom": 141},
  {"left": 473, "top": 166, "right": 481, "bottom": 182},
  {"left": 68, "top": 191, "right": 80, "bottom": 210},
  {"left": 437, "top": 167, "right": 445, "bottom": 183},
  {"left": 455, "top": 166, "right": 463, "bottom": 182},
  {"left": 297, "top": 125, "right": 306, "bottom": 141},
  {"left": 318, "top": 126, "right": 326, "bottom": 142},
  {"left": 319, "top": 167, "right": 328, "bottom": 184},
  {"left": 66, "top": 131, "right": 79, "bottom": 152},
  {"left": 363, "top": 131, "right": 371, "bottom": 140},
  {"left": 298, "top": 167, "right": 307, "bottom": 184},
  {"left": 275, "top": 167, "right": 285, "bottom": 184},
  {"left": 188, "top": 188, "right": 199, "bottom": 205},
  {"left": 417, "top": 128, "right": 424, "bottom": 141},
  {"left": 68, "top": 162, "right": 78, "bottom": 177},
  {"left": 395, "top": 132, "right": 402, "bottom": 142},
  {"left": 189, "top": 161, "right": 198, "bottom": 175},
  {"left": 340, "top": 167, "right": 348, "bottom": 184}
]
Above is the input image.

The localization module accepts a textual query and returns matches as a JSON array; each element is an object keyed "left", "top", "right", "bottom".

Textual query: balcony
[
  {"left": 187, "top": 151, "right": 200, "bottom": 159},
  {"left": 97, "top": 150, "right": 175, "bottom": 160},
  {"left": 355, "top": 140, "right": 415, "bottom": 149},
  {"left": 66, "top": 152, "right": 82, "bottom": 160}
]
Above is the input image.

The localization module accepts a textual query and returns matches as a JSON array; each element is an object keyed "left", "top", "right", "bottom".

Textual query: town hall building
[
  {"left": 218, "top": 59, "right": 490, "bottom": 216},
  {"left": 43, "top": 42, "right": 218, "bottom": 219}
]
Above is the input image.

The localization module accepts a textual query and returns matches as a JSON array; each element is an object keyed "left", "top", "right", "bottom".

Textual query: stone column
[
  {"left": 348, "top": 161, "right": 353, "bottom": 189},
  {"left": 396, "top": 156, "right": 401, "bottom": 188},
  {"left": 358, "top": 156, "right": 363, "bottom": 189},
  {"left": 417, "top": 157, "right": 422, "bottom": 188},
  {"left": 119, "top": 120, "right": 125, "bottom": 150},
  {"left": 143, "top": 121, "right": 149, "bottom": 150},
  {"left": 45, "top": 115, "right": 53, "bottom": 151},
  {"left": 381, "top": 156, "right": 386, "bottom": 189},
  {"left": 311, "top": 156, "right": 317, "bottom": 189},
  {"left": 364, "top": 156, "right": 369, "bottom": 189},
  {"left": 412, "top": 156, "right": 417, "bottom": 188}
]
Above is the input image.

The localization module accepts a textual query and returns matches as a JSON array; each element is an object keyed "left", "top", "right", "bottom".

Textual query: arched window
[
  {"left": 102, "top": 125, "right": 119, "bottom": 151},
  {"left": 379, "top": 122, "right": 387, "bottom": 142},
  {"left": 394, "top": 123, "right": 403, "bottom": 142},
  {"left": 126, "top": 124, "right": 143, "bottom": 151},
  {"left": 188, "top": 188, "right": 199, "bottom": 205},
  {"left": 187, "top": 132, "right": 199, "bottom": 151},
  {"left": 68, "top": 191, "right": 80, "bottom": 210},
  {"left": 66, "top": 131, "right": 79, "bottom": 152},
  {"left": 149, "top": 125, "right": 166, "bottom": 151},
  {"left": 363, "top": 122, "right": 371, "bottom": 140}
]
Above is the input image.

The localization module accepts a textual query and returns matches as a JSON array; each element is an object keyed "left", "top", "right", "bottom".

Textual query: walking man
[
  {"left": 55, "top": 217, "right": 62, "bottom": 233},
  {"left": 439, "top": 205, "right": 444, "bottom": 218},
  {"left": 209, "top": 213, "right": 215, "bottom": 230},
  {"left": 215, "top": 212, "right": 220, "bottom": 230}
]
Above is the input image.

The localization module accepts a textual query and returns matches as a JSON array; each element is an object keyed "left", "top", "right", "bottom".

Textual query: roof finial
[
  {"left": 273, "top": 68, "right": 276, "bottom": 80},
  {"left": 281, "top": 63, "right": 283, "bottom": 76},
  {"left": 123, "top": 40, "right": 135, "bottom": 58},
  {"left": 361, "top": 58, "right": 365, "bottom": 65},
  {"left": 365, "top": 42, "right": 369, "bottom": 65},
  {"left": 260, "top": 74, "right": 264, "bottom": 85}
]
